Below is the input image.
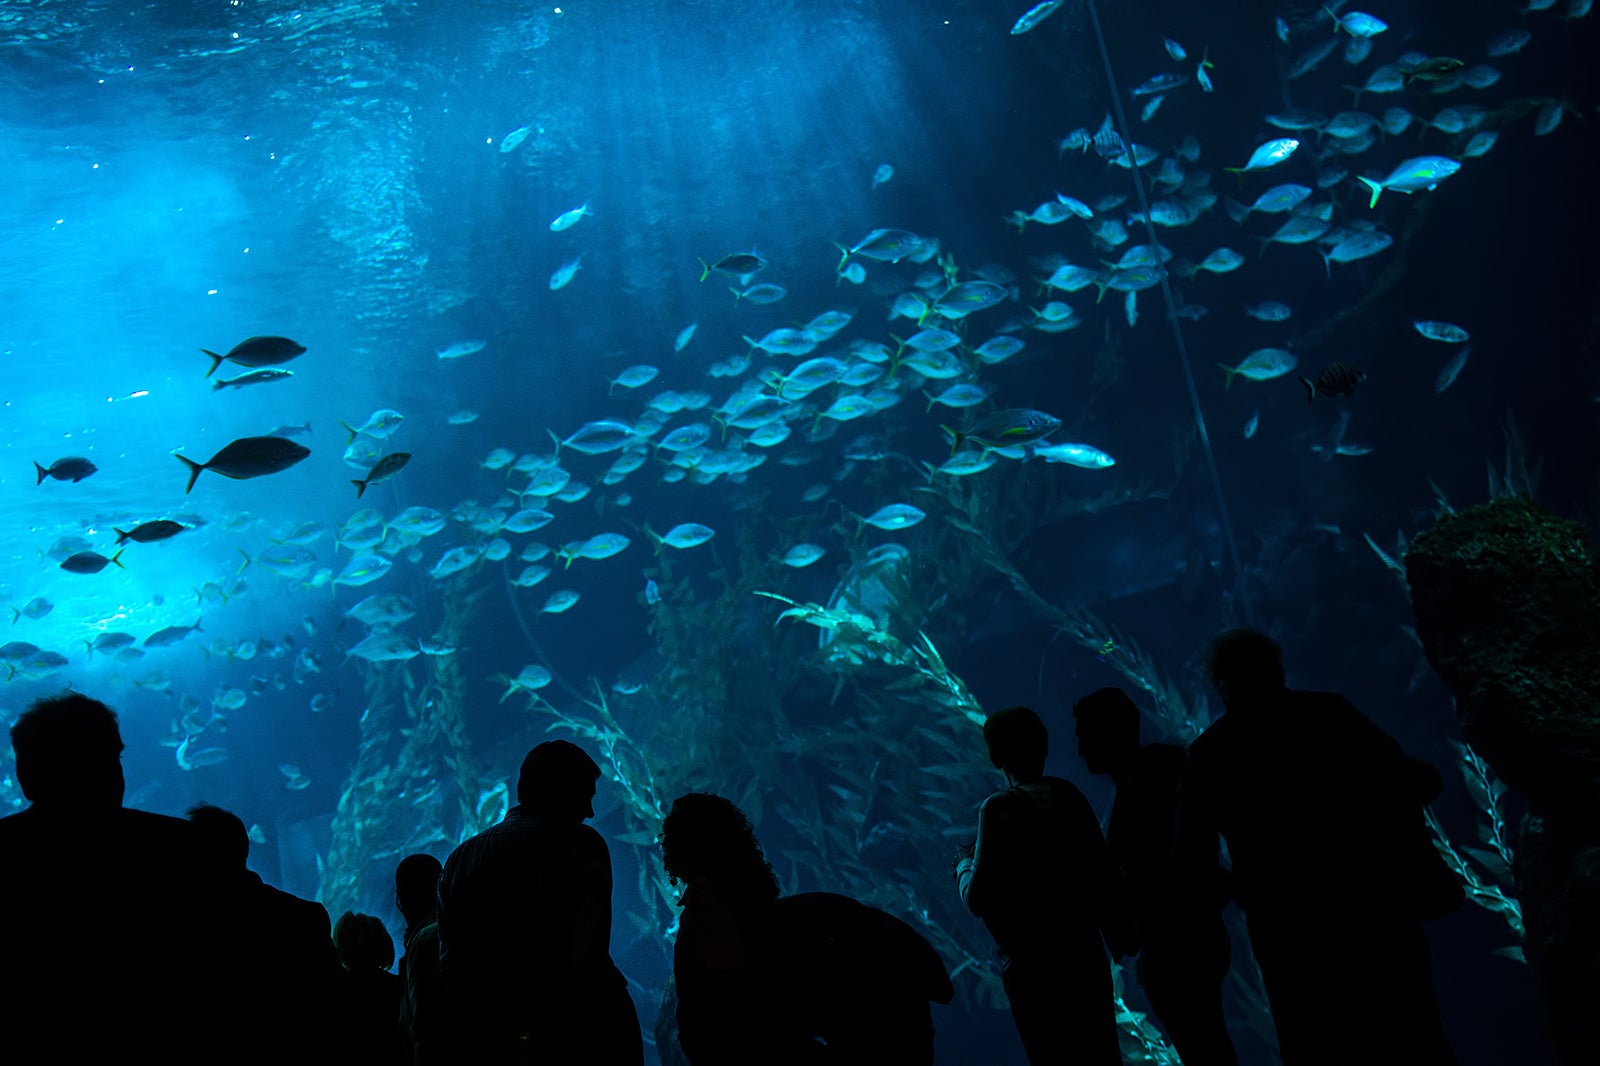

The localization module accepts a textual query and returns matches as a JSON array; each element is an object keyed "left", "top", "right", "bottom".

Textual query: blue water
[{"left": 2, "top": 0, "right": 1593, "bottom": 1061}]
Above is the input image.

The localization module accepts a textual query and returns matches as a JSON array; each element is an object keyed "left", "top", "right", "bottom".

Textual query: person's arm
[
  {"left": 1173, "top": 739, "right": 1224, "bottom": 902},
  {"left": 563, "top": 828, "right": 616, "bottom": 984},
  {"left": 956, "top": 792, "right": 1010, "bottom": 918}
]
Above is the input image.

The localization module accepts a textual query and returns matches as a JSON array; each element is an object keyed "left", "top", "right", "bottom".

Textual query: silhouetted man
[
  {"left": 437, "top": 740, "right": 642, "bottom": 1065},
  {"left": 187, "top": 802, "right": 345, "bottom": 1065},
  {"left": 1177, "top": 628, "right": 1461, "bottom": 1065},
  {"left": 395, "top": 852, "right": 448, "bottom": 1065},
  {"left": 0, "top": 692, "right": 232, "bottom": 1063},
  {"left": 1074, "top": 687, "right": 1237, "bottom": 1065},
  {"left": 662, "top": 791, "right": 954, "bottom": 1066},
  {"left": 954, "top": 705, "right": 1133, "bottom": 1065}
]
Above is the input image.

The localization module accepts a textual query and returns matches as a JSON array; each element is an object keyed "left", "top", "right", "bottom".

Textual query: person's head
[
  {"left": 1072, "top": 688, "right": 1141, "bottom": 776},
  {"left": 660, "top": 792, "right": 779, "bottom": 903},
  {"left": 332, "top": 911, "right": 394, "bottom": 973},
  {"left": 982, "top": 705, "right": 1048, "bottom": 782},
  {"left": 187, "top": 802, "right": 250, "bottom": 874},
  {"left": 10, "top": 691, "right": 125, "bottom": 810},
  {"left": 394, "top": 853, "right": 443, "bottom": 925},
  {"left": 1204, "top": 627, "right": 1287, "bottom": 711},
  {"left": 516, "top": 739, "right": 601, "bottom": 822}
]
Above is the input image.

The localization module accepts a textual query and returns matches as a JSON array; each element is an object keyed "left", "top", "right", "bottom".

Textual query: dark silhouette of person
[
  {"left": 436, "top": 739, "right": 642, "bottom": 1065},
  {"left": 1176, "top": 628, "right": 1462, "bottom": 1065},
  {"left": 0, "top": 691, "right": 236, "bottom": 1063},
  {"left": 187, "top": 802, "right": 345, "bottom": 1065},
  {"left": 332, "top": 910, "right": 405, "bottom": 1063},
  {"left": 954, "top": 704, "right": 1134, "bottom": 1066},
  {"left": 395, "top": 852, "right": 448, "bottom": 1066},
  {"left": 1073, "top": 688, "right": 1238, "bottom": 1066},
  {"left": 662, "top": 792, "right": 954, "bottom": 1066}
]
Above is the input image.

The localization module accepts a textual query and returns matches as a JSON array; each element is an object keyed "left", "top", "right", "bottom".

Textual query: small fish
[
  {"left": 1244, "top": 410, "right": 1260, "bottom": 439},
  {"left": 1244, "top": 300, "right": 1293, "bottom": 322},
  {"left": 341, "top": 409, "right": 405, "bottom": 442},
  {"left": 1163, "top": 36, "right": 1187, "bottom": 61},
  {"left": 221, "top": 365, "right": 307, "bottom": 397},
  {"left": 10, "top": 597, "right": 53, "bottom": 624},
  {"left": 947, "top": 408, "right": 1062, "bottom": 453},
  {"left": 436, "top": 339, "right": 486, "bottom": 361},
  {"left": 447, "top": 409, "right": 480, "bottom": 425},
  {"left": 1301, "top": 362, "right": 1366, "bottom": 402},
  {"left": 34, "top": 456, "right": 98, "bottom": 484},
  {"left": 731, "top": 283, "right": 787, "bottom": 304},
  {"left": 550, "top": 256, "right": 582, "bottom": 290},
  {"left": 499, "top": 123, "right": 537, "bottom": 153},
  {"left": 352, "top": 452, "right": 411, "bottom": 498},
  {"left": 1218, "top": 349, "right": 1298, "bottom": 387},
  {"left": 175, "top": 437, "right": 310, "bottom": 494},
  {"left": 1010, "top": 0, "right": 1064, "bottom": 35},
  {"left": 674, "top": 322, "right": 699, "bottom": 352},
  {"left": 1034, "top": 442, "right": 1116, "bottom": 469},
  {"left": 1356, "top": 157, "right": 1461, "bottom": 208},
  {"left": 549, "top": 201, "right": 592, "bottom": 231},
  {"left": 1226, "top": 138, "right": 1300, "bottom": 176},
  {"left": 1327, "top": 8, "right": 1387, "bottom": 36},
  {"left": 643, "top": 578, "right": 661, "bottom": 606},
  {"left": 145, "top": 619, "right": 203, "bottom": 647},
  {"left": 698, "top": 252, "right": 767, "bottom": 282},
  {"left": 115, "top": 520, "right": 187, "bottom": 545},
  {"left": 1435, "top": 347, "right": 1471, "bottom": 394},
  {"left": 1399, "top": 56, "right": 1464, "bottom": 86},
  {"left": 266, "top": 422, "right": 313, "bottom": 439},
  {"left": 540, "top": 589, "right": 581, "bottom": 614},
  {"left": 653, "top": 523, "right": 715, "bottom": 551},
  {"left": 200, "top": 336, "right": 305, "bottom": 378},
  {"left": 61, "top": 549, "right": 123, "bottom": 575},
  {"left": 871, "top": 163, "right": 895, "bottom": 189},
  {"left": 1412, "top": 320, "right": 1470, "bottom": 344},
  {"left": 781, "top": 544, "right": 825, "bottom": 568}
]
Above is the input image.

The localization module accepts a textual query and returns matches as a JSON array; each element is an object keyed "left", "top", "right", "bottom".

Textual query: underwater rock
[
  {"left": 1404, "top": 497, "right": 1600, "bottom": 813},
  {"left": 1405, "top": 497, "right": 1600, "bottom": 1065}
]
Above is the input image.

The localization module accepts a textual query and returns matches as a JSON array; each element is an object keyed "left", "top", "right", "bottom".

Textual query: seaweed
[
  {"left": 1427, "top": 741, "right": 1525, "bottom": 950},
  {"left": 319, "top": 579, "right": 488, "bottom": 918}
]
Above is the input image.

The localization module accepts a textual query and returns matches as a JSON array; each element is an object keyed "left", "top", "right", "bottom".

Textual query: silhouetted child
[
  {"left": 333, "top": 910, "right": 404, "bottom": 1063},
  {"left": 436, "top": 740, "right": 642, "bottom": 1065},
  {"left": 188, "top": 802, "right": 345, "bottom": 1064},
  {"left": 0, "top": 692, "right": 235, "bottom": 1062},
  {"left": 1074, "top": 687, "right": 1237, "bottom": 1065},
  {"left": 394, "top": 852, "right": 448, "bottom": 1066},
  {"left": 1177, "top": 628, "right": 1461, "bottom": 1065},
  {"left": 662, "top": 792, "right": 953, "bottom": 1066},
  {"left": 954, "top": 704, "right": 1133, "bottom": 1066}
]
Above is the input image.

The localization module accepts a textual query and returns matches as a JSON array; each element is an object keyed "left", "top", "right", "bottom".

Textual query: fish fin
[
  {"left": 729, "top": 286, "right": 743, "bottom": 302},
  {"left": 115, "top": 528, "right": 131, "bottom": 545},
  {"left": 109, "top": 550, "right": 124, "bottom": 570},
  {"left": 352, "top": 480, "right": 367, "bottom": 499},
  {"left": 236, "top": 548, "right": 251, "bottom": 574},
  {"left": 83, "top": 639, "right": 95, "bottom": 656},
  {"left": 175, "top": 454, "right": 205, "bottom": 495},
  {"left": 696, "top": 257, "right": 710, "bottom": 282},
  {"left": 8, "top": 607, "right": 17, "bottom": 625},
  {"left": 33, "top": 462, "right": 46, "bottom": 486},
  {"left": 1356, "top": 176, "right": 1383, "bottom": 209},
  {"left": 340, "top": 421, "right": 359, "bottom": 445},
  {"left": 1301, "top": 376, "right": 1317, "bottom": 402},
  {"left": 1217, "top": 364, "right": 1237, "bottom": 390},
  {"left": 200, "top": 349, "right": 226, "bottom": 377}
]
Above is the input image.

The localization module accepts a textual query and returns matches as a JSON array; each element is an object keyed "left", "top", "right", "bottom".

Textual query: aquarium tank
[{"left": 1, "top": 0, "right": 1594, "bottom": 1061}]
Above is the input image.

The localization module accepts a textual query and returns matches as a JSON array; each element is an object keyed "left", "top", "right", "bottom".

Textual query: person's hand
[{"left": 952, "top": 842, "right": 975, "bottom": 875}]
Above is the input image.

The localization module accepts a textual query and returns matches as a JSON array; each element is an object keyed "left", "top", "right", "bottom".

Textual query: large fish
[
  {"left": 175, "top": 436, "right": 310, "bottom": 494},
  {"left": 200, "top": 336, "right": 306, "bottom": 378}
]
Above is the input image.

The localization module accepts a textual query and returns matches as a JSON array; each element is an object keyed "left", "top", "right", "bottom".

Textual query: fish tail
[
  {"left": 1357, "top": 176, "right": 1383, "bottom": 209},
  {"left": 33, "top": 462, "right": 46, "bottom": 486},
  {"left": 1320, "top": 251, "right": 1332, "bottom": 279},
  {"left": 1301, "top": 376, "right": 1317, "bottom": 403},
  {"left": 832, "top": 242, "right": 851, "bottom": 271},
  {"left": 211, "top": 379, "right": 227, "bottom": 391},
  {"left": 1217, "top": 364, "right": 1237, "bottom": 390},
  {"left": 109, "top": 549, "right": 124, "bottom": 570},
  {"left": 200, "top": 349, "right": 226, "bottom": 377},
  {"left": 546, "top": 428, "right": 562, "bottom": 457},
  {"left": 176, "top": 454, "right": 205, "bottom": 495},
  {"left": 115, "top": 528, "right": 131, "bottom": 545},
  {"left": 941, "top": 425, "right": 963, "bottom": 455},
  {"left": 352, "top": 479, "right": 367, "bottom": 499},
  {"left": 8, "top": 607, "right": 17, "bottom": 625},
  {"left": 340, "top": 421, "right": 359, "bottom": 445},
  {"left": 729, "top": 286, "right": 743, "bottom": 302},
  {"left": 236, "top": 548, "right": 251, "bottom": 574},
  {"left": 696, "top": 257, "right": 711, "bottom": 282}
]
